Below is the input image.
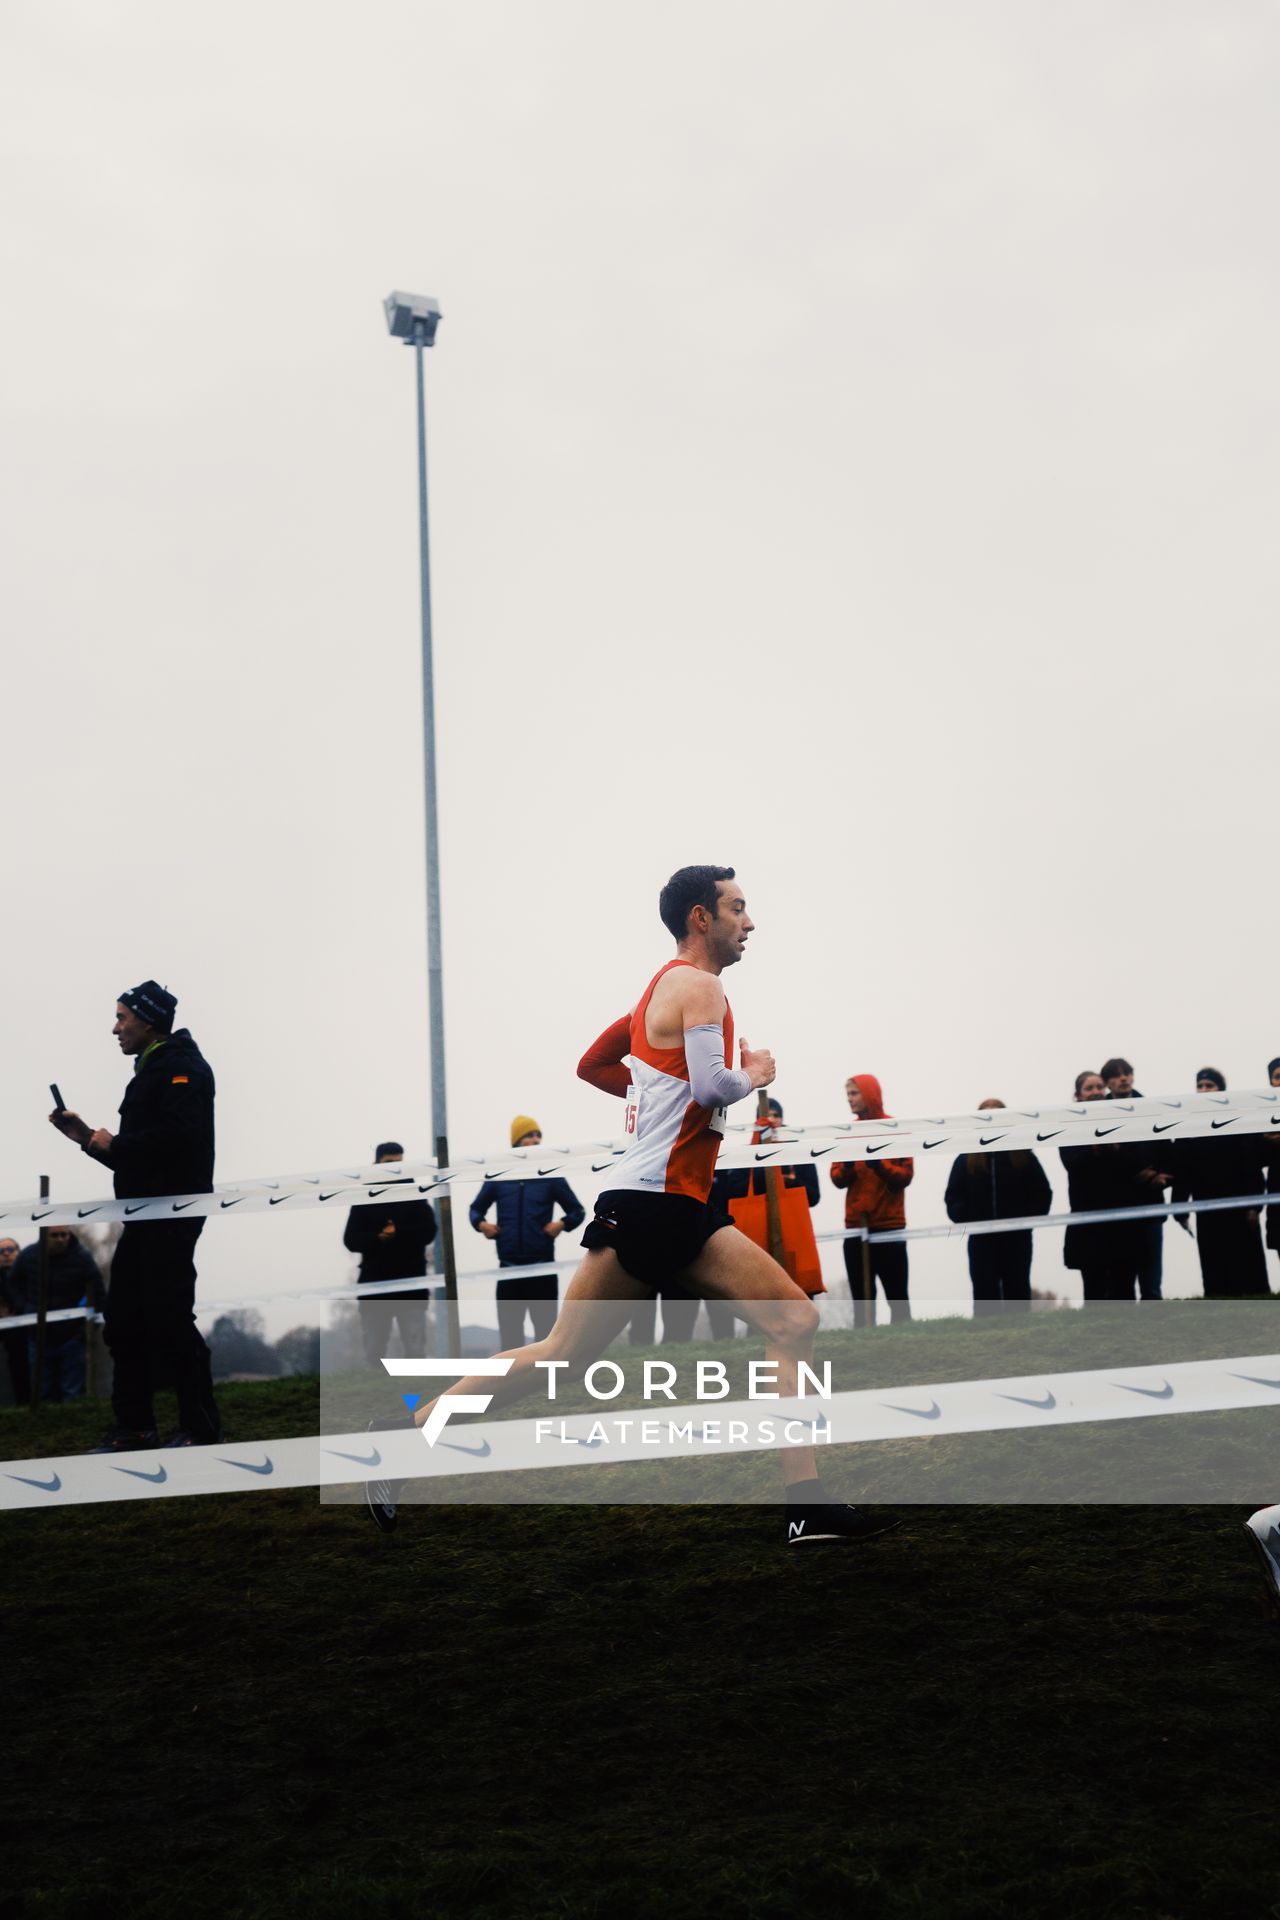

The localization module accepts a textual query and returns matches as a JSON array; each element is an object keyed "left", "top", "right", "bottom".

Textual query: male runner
[{"left": 397, "top": 864, "right": 897, "bottom": 1546}]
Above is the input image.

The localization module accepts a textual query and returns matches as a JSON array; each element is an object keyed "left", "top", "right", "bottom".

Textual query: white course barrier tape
[
  {"left": 1, "top": 1351, "right": 1276, "bottom": 1511},
  {"left": 3, "top": 1186, "right": 1274, "bottom": 1328},
  {"left": 5, "top": 1089, "right": 1278, "bottom": 1230}
]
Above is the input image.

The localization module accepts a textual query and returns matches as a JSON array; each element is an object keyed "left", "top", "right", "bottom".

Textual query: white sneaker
[{"left": 1244, "top": 1504, "right": 1280, "bottom": 1617}]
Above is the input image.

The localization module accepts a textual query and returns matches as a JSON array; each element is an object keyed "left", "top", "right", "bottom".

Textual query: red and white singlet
[{"left": 612, "top": 959, "right": 735, "bottom": 1204}]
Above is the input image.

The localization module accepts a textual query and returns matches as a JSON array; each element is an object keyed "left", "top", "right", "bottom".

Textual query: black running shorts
[{"left": 580, "top": 1188, "right": 734, "bottom": 1291}]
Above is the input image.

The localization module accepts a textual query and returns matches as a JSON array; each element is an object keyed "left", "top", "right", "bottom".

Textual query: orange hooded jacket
[{"left": 830, "top": 1073, "right": 914, "bottom": 1231}]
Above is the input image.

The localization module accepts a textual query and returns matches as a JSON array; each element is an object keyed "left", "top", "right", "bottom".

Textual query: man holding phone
[{"left": 49, "top": 980, "right": 222, "bottom": 1450}]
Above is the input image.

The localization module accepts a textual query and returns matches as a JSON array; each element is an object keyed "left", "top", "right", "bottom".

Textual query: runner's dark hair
[{"left": 659, "top": 865, "right": 736, "bottom": 941}]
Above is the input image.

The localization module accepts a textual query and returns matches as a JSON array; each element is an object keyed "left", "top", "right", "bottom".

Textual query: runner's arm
[
  {"left": 577, "top": 1015, "right": 632, "bottom": 1098},
  {"left": 684, "top": 1024, "right": 753, "bottom": 1109}
]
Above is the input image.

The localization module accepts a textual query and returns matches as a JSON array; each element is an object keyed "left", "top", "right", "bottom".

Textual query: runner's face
[{"left": 710, "top": 882, "right": 753, "bottom": 966}]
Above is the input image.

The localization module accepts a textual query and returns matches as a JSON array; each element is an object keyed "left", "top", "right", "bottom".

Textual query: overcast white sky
[{"left": 2, "top": 1, "right": 1276, "bottom": 1329}]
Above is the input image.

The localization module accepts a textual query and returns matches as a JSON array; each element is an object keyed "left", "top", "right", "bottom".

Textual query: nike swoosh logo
[
  {"left": 77, "top": 1205, "right": 104, "bottom": 1218},
  {"left": 809, "top": 1146, "right": 835, "bottom": 1159},
  {"left": 124, "top": 1203, "right": 150, "bottom": 1215},
  {"left": 979, "top": 1134, "right": 1007, "bottom": 1147},
  {"left": 325, "top": 1447, "right": 382, "bottom": 1467},
  {"left": 438, "top": 1438, "right": 492, "bottom": 1458},
  {"left": 1210, "top": 1118, "right": 1239, "bottom": 1131},
  {"left": 368, "top": 1182, "right": 412, "bottom": 1196},
  {"left": 754, "top": 1150, "right": 780, "bottom": 1163},
  {"left": 1036, "top": 1130, "right": 1063, "bottom": 1143},
  {"left": 220, "top": 1198, "right": 246, "bottom": 1210},
  {"left": 115, "top": 1463, "right": 168, "bottom": 1484},
  {"left": 1152, "top": 1122, "right": 1180, "bottom": 1134},
  {"left": 1117, "top": 1380, "right": 1174, "bottom": 1399},
  {"left": 32, "top": 1209, "right": 55, "bottom": 1221},
  {"left": 884, "top": 1399, "right": 942, "bottom": 1420},
  {"left": 922, "top": 1138, "right": 950, "bottom": 1151},
  {"left": 221, "top": 1456, "right": 275, "bottom": 1475},
  {"left": 537, "top": 1166, "right": 564, "bottom": 1177},
  {"left": 171, "top": 1200, "right": 198, "bottom": 1212},
  {"left": 268, "top": 1195, "right": 290, "bottom": 1206},
  {"left": 591, "top": 1159, "right": 619, "bottom": 1172},
  {"left": 319, "top": 1192, "right": 343, "bottom": 1203},
  {"left": 6, "top": 1471, "right": 62, "bottom": 1491},
  {"left": 866, "top": 1142, "right": 891, "bottom": 1155},
  {"left": 1094, "top": 1126, "right": 1122, "bottom": 1138},
  {"left": 1231, "top": 1373, "right": 1280, "bottom": 1391},
  {"left": 999, "top": 1390, "right": 1057, "bottom": 1411}
]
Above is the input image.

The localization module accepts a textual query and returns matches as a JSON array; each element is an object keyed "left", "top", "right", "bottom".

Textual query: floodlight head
[{"left": 384, "top": 291, "right": 442, "bottom": 345}]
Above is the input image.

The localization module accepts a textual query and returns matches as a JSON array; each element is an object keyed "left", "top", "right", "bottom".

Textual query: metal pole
[
  {"left": 413, "top": 325, "right": 460, "bottom": 1358},
  {"left": 30, "top": 1175, "right": 49, "bottom": 1412}
]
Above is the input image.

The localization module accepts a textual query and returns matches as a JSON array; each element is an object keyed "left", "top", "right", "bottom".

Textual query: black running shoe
[
  {"left": 1244, "top": 1504, "right": 1280, "bottom": 1618},
  {"left": 364, "top": 1419, "right": 402, "bottom": 1533},
  {"left": 164, "top": 1429, "right": 221, "bottom": 1448},
  {"left": 87, "top": 1428, "right": 160, "bottom": 1455},
  {"left": 785, "top": 1479, "right": 900, "bottom": 1546}
]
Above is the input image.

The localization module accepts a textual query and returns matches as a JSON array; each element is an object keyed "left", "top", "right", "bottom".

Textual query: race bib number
[
  {"left": 709, "top": 1104, "right": 727, "bottom": 1136},
  {"left": 624, "top": 1085, "right": 639, "bottom": 1137}
]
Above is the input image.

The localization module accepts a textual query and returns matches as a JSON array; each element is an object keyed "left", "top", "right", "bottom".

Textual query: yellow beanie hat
[{"left": 511, "top": 1114, "right": 541, "bottom": 1147}]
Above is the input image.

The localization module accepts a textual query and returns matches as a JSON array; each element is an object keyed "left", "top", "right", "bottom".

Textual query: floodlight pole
[
  {"left": 388, "top": 295, "right": 460, "bottom": 1357},
  {"left": 413, "top": 323, "right": 460, "bottom": 1356}
]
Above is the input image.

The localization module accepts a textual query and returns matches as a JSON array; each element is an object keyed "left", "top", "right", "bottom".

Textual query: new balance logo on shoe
[{"left": 789, "top": 1519, "right": 806, "bottom": 1540}]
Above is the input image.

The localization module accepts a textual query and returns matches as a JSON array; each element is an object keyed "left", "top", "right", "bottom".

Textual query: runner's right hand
[{"left": 739, "top": 1040, "right": 776, "bottom": 1090}]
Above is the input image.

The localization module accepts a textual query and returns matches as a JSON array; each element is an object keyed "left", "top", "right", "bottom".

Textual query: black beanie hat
[
  {"left": 1195, "top": 1065, "right": 1226, "bottom": 1092},
  {"left": 119, "top": 981, "right": 177, "bottom": 1033}
]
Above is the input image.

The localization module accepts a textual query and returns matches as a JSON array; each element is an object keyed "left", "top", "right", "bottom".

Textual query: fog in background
[{"left": 2, "top": 1, "right": 1275, "bottom": 1334}]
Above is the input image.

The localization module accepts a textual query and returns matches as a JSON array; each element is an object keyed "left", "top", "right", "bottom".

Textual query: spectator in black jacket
[
  {"left": 1171, "top": 1067, "right": 1271, "bottom": 1298},
  {"left": 470, "top": 1116, "right": 585, "bottom": 1348},
  {"left": 50, "top": 980, "right": 222, "bottom": 1449},
  {"left": 0, "top": 1236, "right": 29, "bottom": 1405},
  {"left": 1100, "top": 1056, "right": 1173, "bottom": 1300},
  {"left": 1060, "top": 1070, "right": 1134, "bottom": 1303},
  {"left": 944, "top": 1099, "right": 1052, "bottom": 1314},
  {"left": 344, "top": 1142, "right": 438, "bottom": 1362},
  {"left": 9, "top": 1228, "right": 103, "bottom": 1400},
  {"left": 1267, "top": 1056, "right": 1280, "bottom": 1284}
]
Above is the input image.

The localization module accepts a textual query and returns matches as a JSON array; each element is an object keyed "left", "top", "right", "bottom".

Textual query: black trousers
[
  {"left": 496, "top": 1272, "right": 559, "bottom": 1349},
  {"left": 1196, "top": 1209, "right": 1271, "bottom": 1298},
  {"left": 0, "top": 1325, "right": 31, "bottom": 1405},
  {"left": 105, "top": 1221, "right": 221, "bottom": 1440},
  {"left": 842, "top": 1239, "right": 911, "bottom": 1326},
  {"left": 968, "top": 1232, "right": 1033, "bottom": 1315}
]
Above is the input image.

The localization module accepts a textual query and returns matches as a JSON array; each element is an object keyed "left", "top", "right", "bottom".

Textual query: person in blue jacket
[{"left": 470, "top": 1116, "right": 586, "bottom": 1347}]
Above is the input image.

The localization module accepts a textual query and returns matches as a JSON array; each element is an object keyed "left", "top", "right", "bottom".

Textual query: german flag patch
[{"left": 171, "top": 1075, "right": 189, "bottom": 1085}]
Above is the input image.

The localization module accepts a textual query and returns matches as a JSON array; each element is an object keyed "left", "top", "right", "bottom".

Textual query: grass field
[{"left": 3, "top": 1315, "right": 1278, "bottom": 1920}]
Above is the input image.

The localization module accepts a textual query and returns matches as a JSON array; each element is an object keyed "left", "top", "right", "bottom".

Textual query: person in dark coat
[
  {"left": 945, "top": 1099, "right": 1053, "bottom": 1314},
  {"left": 1266, "top": 1056, "right": 1280, "bottom": 1285},
  {"left": 1171, "top": 1067, "right": 1271, "bottom": 1298},
  {"left": 470, "top": 1116, "right": 586, "bottom": 1348},
  {"left": 9, "top": 1227, "right": 103, "bottom": 1401},
  {"left": 1059, "top": 1070, "right": 1135, "bottom": 1303},
  {"left": 0, "top": 1236, "right": 30, "bottom": 1405},
  {"left": 50, "top": 980, "right": 222, "bottom": 1449},
  {"left": 1100, "top": 1056, "right": 1174, "bottom": 1299},
  {"left": 344, "top": 1141, "right": 438, "bottom": 1362}
]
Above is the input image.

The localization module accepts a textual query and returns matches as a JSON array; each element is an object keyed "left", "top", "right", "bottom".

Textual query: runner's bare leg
[
  {"left": 413, "top": 1249, "right": 638, "bottom": 1426},
  {"left": 685, "top": 1226, "right": 822, "bottom": 1486}
]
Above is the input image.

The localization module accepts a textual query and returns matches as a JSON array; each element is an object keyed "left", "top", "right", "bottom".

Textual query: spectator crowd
[{"left": 3, "top": 1024, "right": 1278, "bottom": 1419}]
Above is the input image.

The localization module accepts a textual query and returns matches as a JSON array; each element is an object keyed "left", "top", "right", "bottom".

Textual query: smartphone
[{"left": 50, "top": 1084, "right": 66, "bottom": 1113}]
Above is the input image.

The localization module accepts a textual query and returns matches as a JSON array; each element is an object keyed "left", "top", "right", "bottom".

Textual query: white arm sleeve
[{"left": 684, "top": 1023, "right": 753, "bottom": 1110}]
